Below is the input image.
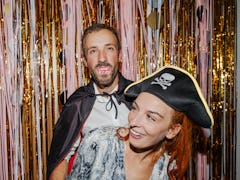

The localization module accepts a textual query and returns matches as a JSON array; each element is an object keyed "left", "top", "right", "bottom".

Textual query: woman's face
[{"left": 128, "top": 92, "right": 180, "bottom": 150}]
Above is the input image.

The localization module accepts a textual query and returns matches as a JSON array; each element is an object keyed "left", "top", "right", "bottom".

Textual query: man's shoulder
[
  {"left": 117, "top": 73, "right": 133, "bottom": 95},
  {"left": 65, "top": 82, "right": 94, "bottom": 103},
  {"left": 119, "top": 73, "right": 133, "bottom": 86}
]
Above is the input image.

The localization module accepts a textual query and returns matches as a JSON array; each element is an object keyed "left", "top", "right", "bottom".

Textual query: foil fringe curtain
[{"left": 0, "top": 0, "right": 236, "bottom": 179}]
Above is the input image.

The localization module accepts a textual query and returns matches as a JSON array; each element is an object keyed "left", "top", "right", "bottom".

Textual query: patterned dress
[{"left": 68, "top": 127, "right": 173, "bottom": 180}]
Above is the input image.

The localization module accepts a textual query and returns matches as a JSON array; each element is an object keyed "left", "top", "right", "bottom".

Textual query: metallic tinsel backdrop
[{"left": 0, "top": 0, "right": 236, "bottom": 179}]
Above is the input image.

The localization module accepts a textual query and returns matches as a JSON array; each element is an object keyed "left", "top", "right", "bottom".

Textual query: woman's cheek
[{"left": 128, "top": 111, "right": 137, "bottom": 124}]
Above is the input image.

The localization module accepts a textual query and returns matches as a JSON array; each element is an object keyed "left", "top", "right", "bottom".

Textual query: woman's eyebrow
[
  {"left": 132, "top": 101, "right": 139, "bottom": 108},
  {"left": 148, "top": 110, "right": 163, "bottom": 119}
]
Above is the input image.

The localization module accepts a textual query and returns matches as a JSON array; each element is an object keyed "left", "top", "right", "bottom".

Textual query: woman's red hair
[
  {"left": 152, "top": 111, "right": 193, "bottom": 180},
  {"left": 167, "top": 112, "right": 193, "bottom": 179}
]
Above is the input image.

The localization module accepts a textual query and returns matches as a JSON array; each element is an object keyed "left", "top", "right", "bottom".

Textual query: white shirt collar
[{"left": 93, "top": 83, "right": 119, "bottom": 103}]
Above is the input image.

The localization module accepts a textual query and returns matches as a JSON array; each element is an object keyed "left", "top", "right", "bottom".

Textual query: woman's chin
[{"left": 129, "top": 143, "right": 154, "bottom": 153}]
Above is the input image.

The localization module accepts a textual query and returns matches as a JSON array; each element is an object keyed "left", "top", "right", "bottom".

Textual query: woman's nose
[{"left": 129, "top": 114, "right": 144, "bottom": 126}]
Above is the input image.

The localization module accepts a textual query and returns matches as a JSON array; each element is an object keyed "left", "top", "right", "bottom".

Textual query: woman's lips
[{"left": 130, "top": 129, "right": 145, "bottom": 139}]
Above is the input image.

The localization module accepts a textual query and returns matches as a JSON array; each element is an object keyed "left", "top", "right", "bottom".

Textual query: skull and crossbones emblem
[{"left": 151, "top": 73, "right": 175, "bottom": 90}]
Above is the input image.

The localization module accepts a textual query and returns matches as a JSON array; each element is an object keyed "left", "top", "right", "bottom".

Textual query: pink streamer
[
  {"left": 61, "top": 0, "right": 77, "bottom": 97},
  {"left": 169, "top": 0, "right": 176, "bottom": 64},
  {"left": 61, "top": 0, "right": 86, "bottom": 100},
  {"left": 137, "top": 0, "right": 149, "bottom": 77},
  {"left": 0, "top": 1, "right": 24, "bottom": 179},
  {"left": 195, "top": 0, "right": 211, "bottom": 179},
  {"left": 0, "top": 23, "right": 9, "bottom": 179},
  {"left": 28, "top": 0, "right": 43, "bottom": 178},
  {"left": 120, "top": 0, "right": 138, "bottom": 81},
  {"left": 2, "top": 1, "right": 17, "bottom": 179},
  {"left": 76, "top": 0, "right": 85, "bottom": 87}
]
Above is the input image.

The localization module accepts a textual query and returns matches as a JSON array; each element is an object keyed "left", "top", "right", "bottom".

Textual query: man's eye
[
  {"left": 88, "top": 49, "right": 96, "bottom": 54},
  {"left": 107, "top": 46, "right": 115, "bottom": 51}
]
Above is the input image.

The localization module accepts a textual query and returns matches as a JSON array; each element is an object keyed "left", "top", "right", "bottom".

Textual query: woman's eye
[
  {"left": 146, "top": 114, "right": 156, "bottom": 121},
  {"left": 131, "top": 105, "right": 137, "bottom": 111}
]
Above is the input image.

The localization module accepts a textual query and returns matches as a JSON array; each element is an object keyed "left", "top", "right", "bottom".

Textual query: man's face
[{"left": 83, "top": 29, "right": 120, "bottom": 89}]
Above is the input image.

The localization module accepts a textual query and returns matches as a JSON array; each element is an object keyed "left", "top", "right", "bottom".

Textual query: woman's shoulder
[
  {"left": 88, "top": 126, "right": 118, "bottom": 137},
  {"left": 79, "top": 126, "right": 124, "bottom": 158}
]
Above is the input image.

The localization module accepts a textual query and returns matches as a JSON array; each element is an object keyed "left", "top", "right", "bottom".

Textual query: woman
[{"left": 68, "top": 65, "right": 214, "bottom": 180}]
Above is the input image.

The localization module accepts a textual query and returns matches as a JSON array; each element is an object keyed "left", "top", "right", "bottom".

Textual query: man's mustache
[{"left": 96, "top": 62, "right": 112, "bottom": 67}]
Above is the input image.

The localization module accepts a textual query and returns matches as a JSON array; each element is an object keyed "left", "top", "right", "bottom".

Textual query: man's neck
[
  {"left": 94, "top": 82, "right": 119, "bottom": 94},
  {"left": 95, "top": 76, "right": 119, "bottom": 94}
]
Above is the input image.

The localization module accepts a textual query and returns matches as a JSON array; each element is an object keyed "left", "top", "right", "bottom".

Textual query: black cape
[{"left": 47, "top": 73, "right": 132, "bottom": 178}]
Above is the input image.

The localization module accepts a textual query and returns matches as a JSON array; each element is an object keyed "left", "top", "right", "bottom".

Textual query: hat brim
[{"left": 124, "top": 65, "right": 214, "bottom": 128}]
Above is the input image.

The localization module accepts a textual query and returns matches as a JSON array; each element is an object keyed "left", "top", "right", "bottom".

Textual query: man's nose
[{"left": 98, "top": 50, "right": 106, "bottom": 62}]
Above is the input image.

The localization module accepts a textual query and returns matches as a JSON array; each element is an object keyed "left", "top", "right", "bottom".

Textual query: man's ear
[
  {"left": 166, "top": 123, "right": 182, "bottom": 139},
  {"left": 118, "top": 50, "right": 122, "bottom": 62},
  {"left": 82, "top": 57, "right": 88, "bottom": 67}
]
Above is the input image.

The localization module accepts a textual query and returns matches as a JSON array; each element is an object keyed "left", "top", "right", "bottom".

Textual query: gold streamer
[{"left": 0, "top": 0, "right": 237, "bottom": 179}]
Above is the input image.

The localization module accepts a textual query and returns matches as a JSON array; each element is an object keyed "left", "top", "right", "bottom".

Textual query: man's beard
[{"left": 90, "top": 62, "right": 118, "bottom": 89}]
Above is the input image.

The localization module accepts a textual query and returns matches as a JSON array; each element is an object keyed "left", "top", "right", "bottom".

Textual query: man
[{"left": 47, "top": 23, "right": 133, "bottom": 179}]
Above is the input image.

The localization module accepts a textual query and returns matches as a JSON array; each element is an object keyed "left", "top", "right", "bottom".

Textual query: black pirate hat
[{"left": 124, "top": 65, "right": 214, "bottom": 128}]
